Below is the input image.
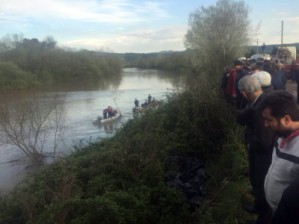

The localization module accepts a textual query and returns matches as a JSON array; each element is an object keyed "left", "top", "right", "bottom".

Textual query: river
[{"left": 0, "top": 68, "right": 184, "bottom": 192}]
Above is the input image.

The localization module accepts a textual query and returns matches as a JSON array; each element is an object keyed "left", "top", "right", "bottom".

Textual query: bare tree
[
  {"left": 0, "top": 91, "right": 66, "bottom": 165},
  {"left": 185, "top": 0, "right": 251, "bottom": 75}
]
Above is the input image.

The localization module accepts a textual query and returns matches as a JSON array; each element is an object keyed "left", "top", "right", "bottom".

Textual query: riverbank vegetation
[
  {"left": 0, "top": 74, "right": 254, "bottom": 223},
  {"left": 0, "top": 35, "right": 123, "bottom": 90},
  {"left": 184, "top": 0, "right": 250, "bottom": 77},
  {"left": 122, "top": 50, "right": 193, "bottom": 73}
]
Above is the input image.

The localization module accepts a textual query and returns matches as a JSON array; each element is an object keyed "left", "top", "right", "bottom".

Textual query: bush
[{"left": 0, "top": 61, "right": 37, "bottom": 89}]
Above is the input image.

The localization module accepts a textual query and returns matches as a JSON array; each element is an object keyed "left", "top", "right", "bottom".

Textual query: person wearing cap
[
  {"left": 250, "top": 63, "right": 263, "bottom": 75},
  {"left": 252, "top": 71, "right": 273, "bottom": 93},
  {"left": 234, "top": 60, "right": 249, "bottom": 109},
  {"left": 236, "top": 76, "right": 275, "bottom": 224}
]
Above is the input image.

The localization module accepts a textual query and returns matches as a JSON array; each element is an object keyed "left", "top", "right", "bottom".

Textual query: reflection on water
[
  {"left": 103, "top": 123, "right": 114, "bottom": 134},
  {"left": 0, "top": 68, "right": 184, "bottom": 192},
  {"left": 92, "top": 117, "right": 118, "bottom": 135}
]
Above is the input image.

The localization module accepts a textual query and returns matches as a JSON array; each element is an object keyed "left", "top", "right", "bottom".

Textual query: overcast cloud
[{"left": 0, "top": 0, "right": 298, "bottom": 53}]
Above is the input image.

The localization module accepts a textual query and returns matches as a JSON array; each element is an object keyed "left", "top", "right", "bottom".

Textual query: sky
[{"left": 0, "top": 0, "right": 299, "bottom": 53}]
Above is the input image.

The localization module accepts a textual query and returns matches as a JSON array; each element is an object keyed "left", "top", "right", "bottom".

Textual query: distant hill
[
  {"left": 120, "top": 50, "right": 188, "bottom": 69},
  {"left": 96, "top": 43, "right": 299, "bottom": 67}
]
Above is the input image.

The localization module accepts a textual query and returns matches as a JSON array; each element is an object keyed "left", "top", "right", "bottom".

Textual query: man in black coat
[
  {"left": 234, "top": 60, "right": 249, "bottom": 109},
  {"left": 236, "top": 76, "right": 275, "bottom": 224}
]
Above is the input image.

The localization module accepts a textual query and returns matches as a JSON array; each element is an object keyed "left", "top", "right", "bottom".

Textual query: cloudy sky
[{"left": 0, "top": 0, "right": 298, "bottom": 53}]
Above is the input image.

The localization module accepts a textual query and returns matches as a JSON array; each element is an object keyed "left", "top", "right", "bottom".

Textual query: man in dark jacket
[
  {"left": 234, "top": 60, "right": 249, "bottom": 109},
  {"left": 292, "top": 62, "right": 299, "bottom": 104},
  {"left": 271, "top": 63, "right": 287, "bottom": 90},
  {"left": 236, "top": 76, "right": 275, "bottom": 224}
]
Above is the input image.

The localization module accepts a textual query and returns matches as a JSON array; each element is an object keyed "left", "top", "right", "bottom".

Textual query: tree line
[
  {"left": 122, "top": 50, "right": 193, "bottom": 73},
  {"left": 123, "top": 0, "right": 251, "bottom": 77},
  {"left": 0, "top": 34, "right": 123, "bottom": 90}
]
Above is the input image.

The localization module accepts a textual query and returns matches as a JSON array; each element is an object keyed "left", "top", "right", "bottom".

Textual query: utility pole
[
  {"left": 256, "top": 38, "right": 259, "bottom": 54},
  {"left": 281, "top": 20, "right": 284, "bottom": 47}
]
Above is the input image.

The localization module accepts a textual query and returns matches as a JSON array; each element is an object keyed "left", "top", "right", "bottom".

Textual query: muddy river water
[{"left": 0, "top": 68, "right": 184, "bottom": 192}]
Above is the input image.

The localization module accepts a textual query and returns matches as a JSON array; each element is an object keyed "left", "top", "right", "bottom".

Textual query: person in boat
[
  {"left": 141, "top": 100, "right": 148, "bottom": 108},
  {"left": 148, "top": 94, "right": 152, "bottom": 103},
  {"left": 107, "top": 106, "right": 118, "bottom": 118},
  {"left": 107, "top": 106, "right": 115, "bottom": 118},
  {"left": 103, "top": 108, "right": 108, "bottom": 119},
  {"left": 134, "top": 98, "right": 139, "bottom": 108},
  {"left": 113, "top": 109, "right": 118, "bottom": 116}
]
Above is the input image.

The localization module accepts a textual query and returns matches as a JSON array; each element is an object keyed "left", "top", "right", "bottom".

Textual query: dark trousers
[
  {"left": 236, "top": 94, "right": 247, "bottom": 110},
  {"left": 273, "top": 176, "right": 299, "bottom": 224},
  {"left": 248, "top": 146, "right": 273, "bottom": 223}
]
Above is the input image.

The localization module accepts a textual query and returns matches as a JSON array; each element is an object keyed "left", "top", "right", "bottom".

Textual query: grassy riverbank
[{"left": 0, "top": 76, "right": 255, "bottom": 223}]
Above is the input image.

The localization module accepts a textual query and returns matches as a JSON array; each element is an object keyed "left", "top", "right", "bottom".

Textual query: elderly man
[
  {"left": 236, "top": 76, "right": 275, "bottom": 224},
  {"left": 260, "top": 91, "right": 299, "bottom": 221},
  {"left": 251, "top": 71, "right": 273, "bottom": 93}
]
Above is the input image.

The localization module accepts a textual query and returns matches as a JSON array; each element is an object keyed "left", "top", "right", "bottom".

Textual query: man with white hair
[
  {"left": 236, "top": 76, "right": 275, "bottom": 224},
  {"left": 252, "top": 71, "right": 273, "bottom": 93}
]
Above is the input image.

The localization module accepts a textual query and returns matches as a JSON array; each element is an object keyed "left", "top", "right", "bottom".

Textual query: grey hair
[{"left": 238, "top": 75, "right": 261, "bottom": 94}]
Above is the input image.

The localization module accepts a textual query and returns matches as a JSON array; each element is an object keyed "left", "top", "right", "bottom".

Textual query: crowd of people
[
  {"left": 134, "top": 94, "right": 155, "bottom": 109},
  {"left": 221, "top": 58, "right": 299, "bottom": 109},
  {"left": 221, "top": 58, "right": 299, "bottom": 224}
]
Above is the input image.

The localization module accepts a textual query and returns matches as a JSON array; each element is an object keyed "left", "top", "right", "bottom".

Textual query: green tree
[
  {"left": 0, "top": 34, "right": 123, "bottom": 89},
  {"left": 0, "top": 61, "right": 37, "bottom": 88},
  {"left": 185, "top": 0, "right": 250, "bottom": 75}
]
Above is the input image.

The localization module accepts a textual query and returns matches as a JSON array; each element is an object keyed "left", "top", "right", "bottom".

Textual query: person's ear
[
  {"left": 281, "top": 115, "right": 292, "bottom": 126},
  {"left": 240, "top": 91, "right": 246, "bottom": 98}
]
